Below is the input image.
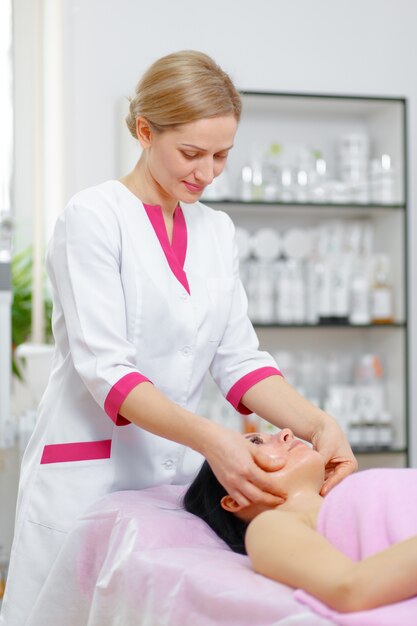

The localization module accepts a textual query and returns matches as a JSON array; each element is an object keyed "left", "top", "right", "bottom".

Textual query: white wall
[
  {"left": 63, "top": 0, "right": 416, "bottom": 191},
  {"left": 13, "top": 0, "right": 417, "bottom": 461}
]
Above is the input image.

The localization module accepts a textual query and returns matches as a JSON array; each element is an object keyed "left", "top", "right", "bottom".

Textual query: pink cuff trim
[
  {"left": 41, "top": 439, "right": 111, "bottom": 464},
  {"left": 104, "top": 372, "right": 152, "bottom": 425},
  {"left": 226, "top": 367, "right": 283, "bottom": 415}
]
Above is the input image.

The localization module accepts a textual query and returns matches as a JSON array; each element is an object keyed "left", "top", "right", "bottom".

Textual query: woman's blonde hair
[{"left": 126, "top": 50, "right": 241, "bottom": 138}]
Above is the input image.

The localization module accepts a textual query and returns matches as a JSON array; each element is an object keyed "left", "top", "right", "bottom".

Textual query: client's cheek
[{"left": 263, "top": 448, "right": 286, "bottom": 463}]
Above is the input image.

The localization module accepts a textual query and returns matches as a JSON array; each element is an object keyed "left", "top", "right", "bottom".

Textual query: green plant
[{"left": 11, "top": 247, "right": 53, "bottom": 379}]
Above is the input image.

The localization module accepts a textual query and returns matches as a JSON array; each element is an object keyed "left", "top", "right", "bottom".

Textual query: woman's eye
[
  {"left": 182, "top": 152, "right": 198, "bottom": 159},
  {"left": 215, "top": 154, "right": 227, "bottom": 160},
  {"left": 249, "top": 435, "right": 263, "bottom": 445}
]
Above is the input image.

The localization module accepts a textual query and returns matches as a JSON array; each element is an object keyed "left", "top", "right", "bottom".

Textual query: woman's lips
[
  {"left": 289, "top": 440, "right": 304, "bottom": 451},
  {"left": 183, "top": 181, "right": 204, "bottom": 193}
]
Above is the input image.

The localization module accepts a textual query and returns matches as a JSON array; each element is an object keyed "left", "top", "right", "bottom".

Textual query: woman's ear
[
  {"left": 221, "top": 493, "right": 287, "bottom": 515},
  {"left": 220, "top": 495, "right": 247, "bottom": 513},
  {"left": 135, "top": 116, "right": 153, "bottom": 148}
]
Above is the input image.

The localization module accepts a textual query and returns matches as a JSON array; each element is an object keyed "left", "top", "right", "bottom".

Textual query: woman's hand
[
  {"left": 311, "top": 419, "right": 358, "bottom": 496},
  {"left": 202, "top": 425, "right": 285, "bottom": 507}
]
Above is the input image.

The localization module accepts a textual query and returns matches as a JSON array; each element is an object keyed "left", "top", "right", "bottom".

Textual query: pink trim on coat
[
  {"left": 143, "top": 203, "right": 190, "bottom": 294},
  {"left": 104, "top": 371, "right": 152, "bottom": 425},
  {"left": 40, "top": 439, "right": 112, "bottom": 464},
  {"left": 226, "top": 366, "right": 283, "bottom": 415}
]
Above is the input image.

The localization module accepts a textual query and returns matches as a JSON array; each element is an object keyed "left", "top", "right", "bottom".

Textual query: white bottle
[
  {"left": 331, "top": 254, "right": 352, "bottom": 321},
  {"left": 246, "top": 260, "right": 259, "bottom": 322},
  {"left": 305, "top": 260, "right": 320, "bottom": 325},
  {"left": 257, "top": 261, "right": 275, "bottom": 323},
  {"left": 289, "top": 260, "right": 306, "bottom": 323},
  {"left": 371, "top": 254, "right": 394, "bottom": 324},
  {"left": 276, "top": 261, "right": 293, "bottom": 324},
  {"left": 349, "top": 260, "right": 371, "bottom": 325},
  {"left": 317, "top": 259, "right": 332, "bottom": 320},
  {"left": 239, "top": 165, "right": 253, "bottom": 202},
  {"left": 377, "top": 410, "right": 394, "bottom": 449}
]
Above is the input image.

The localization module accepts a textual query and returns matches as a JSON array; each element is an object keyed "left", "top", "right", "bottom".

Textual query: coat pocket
[
  {"left": 26, "top": 448, "right": 114, "bottom": 532},
  {"left": 40, "top": 439, "right": 112, "bottom": 464}
]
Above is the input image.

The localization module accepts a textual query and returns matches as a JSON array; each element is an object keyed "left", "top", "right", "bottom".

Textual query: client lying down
[{"left": 184, "top": 428, "right": 417, "bottom": 614}]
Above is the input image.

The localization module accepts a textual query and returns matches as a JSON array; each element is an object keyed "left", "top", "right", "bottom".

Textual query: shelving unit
[{"left": 203, "top": 91, "right": 408, "bottom": 469}]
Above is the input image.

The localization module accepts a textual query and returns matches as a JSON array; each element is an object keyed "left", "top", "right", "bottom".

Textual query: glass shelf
[
  {"left": 206, "top": 199, "right": 406, "bottom": 210},
  {"left": 253, "top": 322, "right": 406, "bottom": 329},
  {"left": 353, "top": 447, "right": 407, "bottom": 455}
]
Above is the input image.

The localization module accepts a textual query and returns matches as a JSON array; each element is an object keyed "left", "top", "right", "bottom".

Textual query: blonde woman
[{"left": 1, "top": 50, "right": 356, "bottom": 625}]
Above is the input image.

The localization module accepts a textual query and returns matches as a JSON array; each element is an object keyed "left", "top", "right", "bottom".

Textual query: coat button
[
  {"left": 162, "top": 459, "right": 175, "bottom": 470},
  {"left": 181, "top": 346, "right": 192, "bottom": 356}
]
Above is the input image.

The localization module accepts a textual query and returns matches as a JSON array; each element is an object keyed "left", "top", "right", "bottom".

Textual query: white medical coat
[{"left": 1, "top": 180, "right": 280, "bottom": 625}]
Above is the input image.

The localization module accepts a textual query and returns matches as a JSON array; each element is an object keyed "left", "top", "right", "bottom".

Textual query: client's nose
[{"left": 278, "top": 428, "right": 294, "bottom": 444}]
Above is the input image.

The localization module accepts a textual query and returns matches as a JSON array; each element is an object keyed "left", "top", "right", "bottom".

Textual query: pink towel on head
[{"left": 294, "top": 468, "right": 417, "bottom": 625}]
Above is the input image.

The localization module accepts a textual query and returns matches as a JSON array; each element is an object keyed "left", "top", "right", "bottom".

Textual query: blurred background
[{"left": 1, "top": 0, "right": 417, "bottom": 594}]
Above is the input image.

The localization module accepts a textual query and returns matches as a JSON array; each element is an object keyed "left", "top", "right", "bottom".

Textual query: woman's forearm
[
  {"left": 118, "top": 381, "right": 288, "bottom": 506},
  {"left": 241, "top": 375, "right": 330, "bottom": 441},
  {"left": 247, "top": 510, "right": 417, "bottom": 614},
  {"left": 121, "top": 376, "right": 333, "bottom": 449},
  {"left": 342, "top": 534, "right": 417, "bottom": 612},
  {"left": 119, "top": 382, "right": 218, "bottom": 455}
]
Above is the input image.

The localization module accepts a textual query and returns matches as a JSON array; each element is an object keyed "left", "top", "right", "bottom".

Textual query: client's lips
[
  {"left": 183, "top": 180, "right": 204, "bottom": 192},
  {"left": 289, "top": 440, "right": 304, "bottom": 451}
]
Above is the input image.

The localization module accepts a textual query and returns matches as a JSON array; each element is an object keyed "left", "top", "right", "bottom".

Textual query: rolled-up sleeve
[
  {"left": 47, "top": 200, "right": 151, "bottom": 425},
  {"left": 209, "top": 215, "right": 282, "bottom": 415}
]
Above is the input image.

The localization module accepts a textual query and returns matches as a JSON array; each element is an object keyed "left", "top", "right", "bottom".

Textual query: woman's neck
[
  {"left": 120, "top": 158, "right": 178, "bottom": 217},
  {"left": 279, "top": 489, "right": 324, "bottom": 530}
]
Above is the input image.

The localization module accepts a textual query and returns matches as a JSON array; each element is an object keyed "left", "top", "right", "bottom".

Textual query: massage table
[{"left": 25, "top": 485, "right": 335, "bottom": 626}]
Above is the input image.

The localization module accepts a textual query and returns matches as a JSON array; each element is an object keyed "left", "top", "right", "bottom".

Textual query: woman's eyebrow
[{"left": 178, "top": 142, "right": 234, "bottom": 152}]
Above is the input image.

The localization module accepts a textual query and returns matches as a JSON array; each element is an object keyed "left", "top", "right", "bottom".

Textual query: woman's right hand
[{"left": 202, "top": 424, "right": 285, "bottom": 507}]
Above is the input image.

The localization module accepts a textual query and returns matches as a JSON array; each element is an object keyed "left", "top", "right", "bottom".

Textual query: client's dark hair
[{"left": 183, "top": 460, "right": 248, "bottom": 555}]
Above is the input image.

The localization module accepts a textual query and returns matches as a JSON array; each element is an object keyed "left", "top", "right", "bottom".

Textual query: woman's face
[
  {"left": 245, "top": 429, "right": 325, "bottom": 492},
  {"left": 221, "top": 429, "right": 325, "bottom": 520},
  {"left": 140, "top": 115, "right": 238, "bottom": 203}
]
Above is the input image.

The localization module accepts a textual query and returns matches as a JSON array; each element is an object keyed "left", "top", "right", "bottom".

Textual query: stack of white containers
[
  {"left": 369, "top": 154, "right": 396, "bottom": 204},
  {"left": 337, "top": 133, "right": 370, "bottom": 203},
  {"left": 236, "top": 219, "right": 393, "bottom": 327}
]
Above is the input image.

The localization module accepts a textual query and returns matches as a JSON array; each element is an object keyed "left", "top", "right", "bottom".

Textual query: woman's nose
[
  {"left": 278, "top": 428, "right": 294, "bottom": 444},
  {"left": 194, "top": 159, "right": 215, "bottom": 185}
]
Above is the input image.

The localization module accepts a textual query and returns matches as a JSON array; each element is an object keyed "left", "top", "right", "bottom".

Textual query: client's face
[
  {"left": 244, "top": 428, "right": 324, "bottom": 484},
  {"left": 221, "top": 428, "right": 325, "bottom": 520}
]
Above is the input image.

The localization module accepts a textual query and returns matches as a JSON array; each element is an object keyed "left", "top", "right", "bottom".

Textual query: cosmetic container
[
  {"left": 251, "top": 228, "right": 281, "bottom": 261},
  {"left": 377, "top": 411, "right": 394, "bottom": 449},
  {"left": 371, "top": 254, "right": 394, "bottom": 323},
  {"left": 251, "top": 159, "right": 263, "bottom": 200},
  {"left": 261, "top": 143, "right": 282, "bottom": 201},
  {"left": 279, "top": 166, "right": 294, "bottom": 202},
  {"left": 349, "top": 259, "right": 371, "bottom": 325},
  {"left": 276, "top": 261, "right": 293, "bottom": 324},
  {"left": 256, "top": 261, "right": 275, "bottom": 323},
  {"left": 239, "top": 164, "right": 253, "bottom": 201},
  {"left": 369, "top": 154, "right": 396, "bottom": 204},
  {"left": 289, "top": 260, "right": 306, "bottom": 324}
]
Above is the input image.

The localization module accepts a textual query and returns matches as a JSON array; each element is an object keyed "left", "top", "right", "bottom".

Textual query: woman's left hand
[{"left": 311, "top": 419, "right": 358, "bottom": 496}]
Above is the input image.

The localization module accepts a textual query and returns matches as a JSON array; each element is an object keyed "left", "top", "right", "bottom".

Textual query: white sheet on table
[{"left": 26, "top": 485, "right": 335, "bottom": 626}]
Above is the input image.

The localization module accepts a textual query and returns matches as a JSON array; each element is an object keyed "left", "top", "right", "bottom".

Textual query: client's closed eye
[{"left": 249, "top": 435, "right": 264, "bottom": 445}]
